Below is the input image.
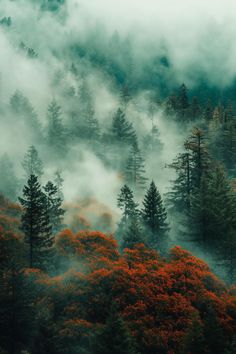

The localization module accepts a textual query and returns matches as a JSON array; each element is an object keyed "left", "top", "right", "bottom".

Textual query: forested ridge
[{"left": 1, "top": 1, "right": 236, "bottom": 353}]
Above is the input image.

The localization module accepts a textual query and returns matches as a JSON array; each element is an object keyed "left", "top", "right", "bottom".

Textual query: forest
[{"left": 1, "top": 0, "right": 236, "bottom": 353}]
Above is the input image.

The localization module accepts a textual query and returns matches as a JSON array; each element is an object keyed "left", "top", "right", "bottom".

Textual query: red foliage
[{"left": 35, "top": 231, "right": 236, "bottom": 353}]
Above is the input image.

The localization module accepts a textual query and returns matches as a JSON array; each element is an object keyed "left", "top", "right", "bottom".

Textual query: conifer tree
[
  {"left": 125, "top": 139, "right": 147, "bottom": 192},
  {"left": 189, "top": 164, "right": 236, "bottom": 279},
  {"left": 117, "top": 184, "right": 138, "bottom": 221},
  {"left": 111, "top": 108, "right": 136, "bottom": 145},
  {"left": 142, "top": 181, "right": 168, "bottom": 249},
  {"left": 43, "top": 181, "right": 65, "bottom": 235},
  {"left": 177, "top": 83, "right": 189, "bottom": 120},
  {"left": 185, "top": 127, "right": 209, "bottom": 189},
  {"left": 167, "top": 152, "right": 191, "bottom": 212},
  {"left": 19, "top": 175, "right": 52, "bottom": 269},
  {"left": 47, "top": 99, "right": 66, "bottom": 152},
  {"left": 22, "top": 146, "right": 44, "bottom": 179},
  {"left": 117, "top": 185, "right": 140, "bottom": 245}
]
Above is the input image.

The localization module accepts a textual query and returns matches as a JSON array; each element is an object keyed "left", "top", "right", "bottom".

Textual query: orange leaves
[
  {"left": 27, "top": 228, "right": 236, "bottom": 353},
  {"left": 56, "top": 229, "right": 120, "bottom": 269}
]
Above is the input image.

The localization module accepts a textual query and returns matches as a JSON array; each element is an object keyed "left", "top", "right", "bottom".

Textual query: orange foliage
[{"left": 34, "top": 231, "right": 236, "bottom": 353}]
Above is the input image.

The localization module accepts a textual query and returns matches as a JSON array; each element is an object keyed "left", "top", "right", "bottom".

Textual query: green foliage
[{"left": 142, "top": 181, "right": 168, "bottom": 250}]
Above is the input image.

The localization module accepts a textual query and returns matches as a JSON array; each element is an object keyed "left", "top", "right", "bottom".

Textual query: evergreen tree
[
  {"left": 177, "top": 83, "right": 189, "bottom": 120},
  {"left": 19, "top": 175, "right": 52, "bottom": 269},
  {"left": 117, "top": 184, "right": 138, "bottom": 221},
  {"left": 117, "top": 185, "right": 139, "bottom": 245},
  {"left": 43, "top": 181, "right": 65, "bottom": 235},
  {"left": 22, "top": 146, "right": 44, "bottom": 179},
  {"left": 93, "top": 306, "right": 137, "bottom": 354},
  {"left": 111, "top": 108, "right": 136, "bottom": 145},
  {"left": 185, "top": 127, "right": 209, "bottom": 189},
  {"left": 142, "top": 181, "right": 168, "bottom": 249},
  {"left": 167, "top": 152, "right": 192, "bottom": 212},
  {"left": 125, "top": 139, "right": 147, "bottom": 192},
  {"left": 189, "top": 164, "right": 236, "bottom": 279},
  {"left": 47, "top": 99, "right": 66, "bottom": 152}
]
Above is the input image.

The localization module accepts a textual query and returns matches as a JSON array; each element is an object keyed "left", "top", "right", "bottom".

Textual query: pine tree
[
  {"left": 19, "top": 175, "right": 52, "bottom": 269},
  {"left": 142, "top": 181, "right": 168, "bottom": 249},
  {"left": 111, "top": 108, "right": 136, "bottom": 145},
  {"left": 47, "top": 99, "right": 66, "bottom": 152},
  {"left": 125, "top": 139, "right": 147, "bottom": 192},
  {"left": 185, "top": 127, "right": 209, "bottom": 189},
  {"left": 167, "top": 152, "right": 192, "bottom": 212},
  {"left": 189, "top": 164, "right": 236, "bottom": 279},
  {"left": 43, "top": 181, "right": 65, "bottom": 235},
  {"left": 117, "top": 185, "right": 138, "bottom": 221},
  {"left": 93, "top": 306, "right": 137, "bottom": 354},
  {"left": 22, "top": 146, "right": 44, "bottom": 179},
  {"left": 117, "top": 185, "right": 139, "bottom": 245}
]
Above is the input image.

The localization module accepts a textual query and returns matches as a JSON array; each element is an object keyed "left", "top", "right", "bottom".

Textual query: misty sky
[{"left": 1, "top": 0, "right": 236, "bottom": 229}]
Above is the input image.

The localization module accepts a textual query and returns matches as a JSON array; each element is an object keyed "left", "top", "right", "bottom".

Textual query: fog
[{"left": 0, "top": 0, "right": 235, "bottom": 230}]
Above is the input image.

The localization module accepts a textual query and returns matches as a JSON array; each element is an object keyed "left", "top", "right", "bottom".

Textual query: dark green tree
[
  {"left": 19, "top": 175, "right": 52, "bottom": 269},
  {"left": 117, "top": 184, "right": 138, "bottom": 221},
  {"left": 141, "top": 181, "right": 168, "bottom": 249},
  {"left": 43, "top": 181, "right": 65, "bottom": 235}
]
